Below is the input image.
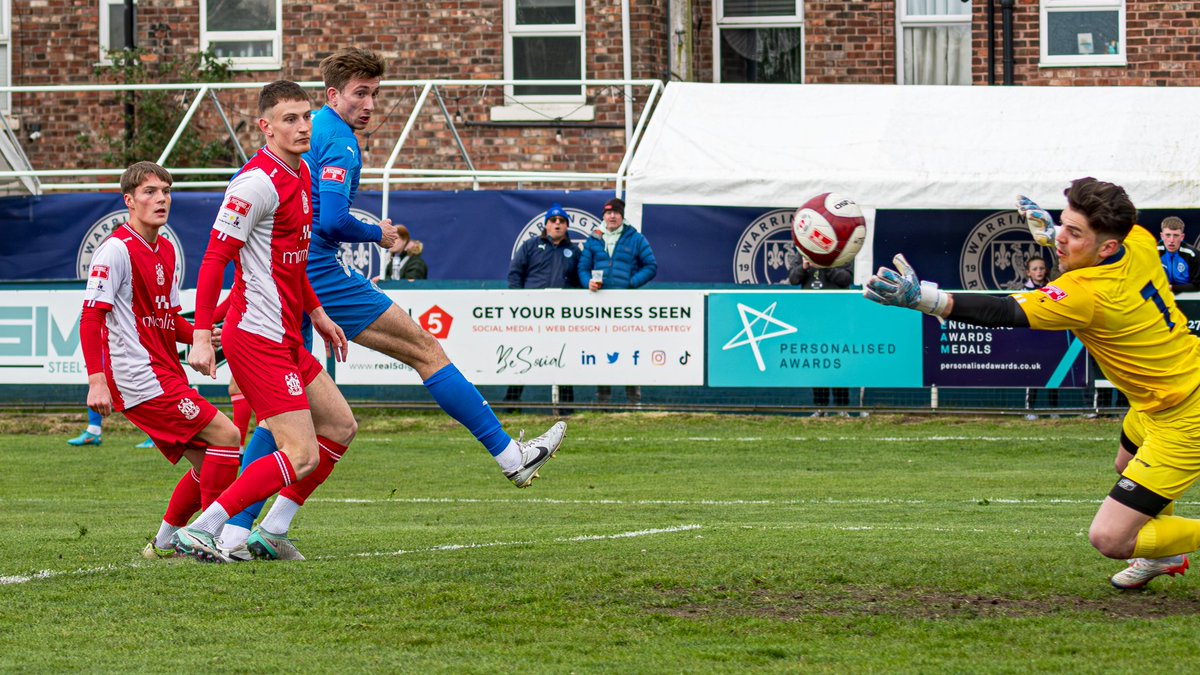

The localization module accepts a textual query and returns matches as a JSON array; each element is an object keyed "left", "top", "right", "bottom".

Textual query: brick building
[{"left": 1, "top": 1, "right": 1193, "bottom": 190}]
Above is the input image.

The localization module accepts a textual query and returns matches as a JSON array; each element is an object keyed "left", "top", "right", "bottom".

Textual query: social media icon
[
  {"left": 606, "top": 352, "right": 619, "bottom": 364},
  {"left": 651, "top": 350, "right": 667, "bottom": 365}
]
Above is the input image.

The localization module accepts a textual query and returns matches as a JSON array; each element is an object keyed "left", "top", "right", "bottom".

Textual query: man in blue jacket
[
  {"left": 1157, "top": 216, "right": 1200, "bottom": 293},
  {"left": 578, "top": 197, "right": 657, "bottom": 405},
  {"left": 505, "top": 203, "right": 581, "bottom": 411}
]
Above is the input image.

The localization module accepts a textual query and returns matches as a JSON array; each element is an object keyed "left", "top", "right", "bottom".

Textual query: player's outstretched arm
[
  {"left": 863, "top": 254, "right": 952, "bottom": 317},
  {"left": 1017, "top": 195, "right": 1057, "bottom": 247}
]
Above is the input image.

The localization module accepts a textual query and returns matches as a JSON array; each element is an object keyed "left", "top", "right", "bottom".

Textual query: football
[{"left": 791, "top": 192, "right": 867, "bottom": 269}]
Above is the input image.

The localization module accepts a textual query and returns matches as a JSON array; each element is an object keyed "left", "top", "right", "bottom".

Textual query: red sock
[
  {"left": 280, "top": 437, "right": 347, "bottom": 505},
  {"left": 199, "top": 446, "right": 241, "bottom": 510},
  {"left": 215, "top": 451, "right": 297, "bottom": 517},
  {"left": 163, "top": 468, "right": 201, "bottom": 527},
  {"left": 231, "top": 394, "right": 252, "bottom": 447}
]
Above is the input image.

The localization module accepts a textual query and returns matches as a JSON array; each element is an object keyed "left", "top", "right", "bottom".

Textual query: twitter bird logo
[{"left": 606, "top": 352, "right": 619, "bottom": 364}]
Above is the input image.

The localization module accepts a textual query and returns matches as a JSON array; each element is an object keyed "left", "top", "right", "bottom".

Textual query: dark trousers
[
  {"left": 813, "top": 387, "right": 850, "bottom": 407},
  {"left": 597, "top": 385, "right": 641, "bottom": 405}
]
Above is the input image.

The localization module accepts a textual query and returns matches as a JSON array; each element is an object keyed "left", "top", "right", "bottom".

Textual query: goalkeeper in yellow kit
[{"left": 865, "top": 177, "right": 1200, "bottom": 589}]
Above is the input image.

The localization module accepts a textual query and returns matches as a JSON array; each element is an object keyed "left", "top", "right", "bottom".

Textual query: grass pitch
[{"left": 3, "top": 411, "right": 1200, "bottom": 672}]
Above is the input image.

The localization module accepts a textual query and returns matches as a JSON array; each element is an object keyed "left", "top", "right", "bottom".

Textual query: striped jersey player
[{"left": 80, "top": 161, "right": 241, "bottom": 559}]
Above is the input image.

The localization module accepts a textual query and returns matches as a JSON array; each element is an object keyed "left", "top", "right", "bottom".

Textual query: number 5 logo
[{"left": 419, "top": 305, "right": 453, "bottom": 339}]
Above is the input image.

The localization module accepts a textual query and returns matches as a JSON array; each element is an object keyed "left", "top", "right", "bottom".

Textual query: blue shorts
[{"left": 304, "top": 255, "right": 393, "bottom": 352}]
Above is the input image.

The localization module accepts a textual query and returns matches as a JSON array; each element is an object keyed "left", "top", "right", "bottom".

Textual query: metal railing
[{"left": 0, "top": 78, "right": 664, "bottom": 202}]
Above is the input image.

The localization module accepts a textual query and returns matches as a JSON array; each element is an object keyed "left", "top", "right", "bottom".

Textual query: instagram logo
[{"left": 651, "top": 350, "right": 667, "bottom": 366}]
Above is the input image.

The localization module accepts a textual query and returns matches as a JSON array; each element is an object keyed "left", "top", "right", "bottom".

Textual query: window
[
  {"left": 200, "top": 0, "right": 282, "bottom": 70},
  {"left": 714, "top": 0, "right": 804, "bottom": 84},
  {"left": 1040, "top": 0, "right": 1125, "bottom": 67},
  {"left": 898, "top": 0, "right": 972, "bottom": 85},
  {"left": 495, "top": 0, "right": 590, "bottom": 121},
  {"left": 99, "top": 0, "right": 134, "bottom": 64},
  {"left": 0, "top": 0, "right": 9, "bottom": 112}
]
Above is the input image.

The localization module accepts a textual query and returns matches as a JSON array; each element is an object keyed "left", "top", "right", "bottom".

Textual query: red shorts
[
  {"left": 123, "top": 379, "right": 220, "bottom": 464},
  {"left": 223, "top": 323, "right": 323, "bottom": 420}
]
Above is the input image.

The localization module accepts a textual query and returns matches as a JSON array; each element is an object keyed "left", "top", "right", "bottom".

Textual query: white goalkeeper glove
[
  {"left": 1017, "top": 195, "right": 1057, "bottom": 247},
  {"left": 863, "top": 253, "right": 950, "bottom": 317}
]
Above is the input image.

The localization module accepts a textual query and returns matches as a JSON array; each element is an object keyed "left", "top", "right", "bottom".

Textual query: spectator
[
  {"left": 1022, "top": 256, "right": 1053, "bottom": 290},
  {"left": 377, "top": 227, "right": 428, "bottom": 281},
  {"left": 504, "top": 203, "right": 581, "bottom": 412},
  {"left": 1022, "top": 256, "right": 1060, "bottom": 418},
  {"left": 787, "top": 251, "right": 855, "bottom": 416},
  {"left": 1157, "top": 216, "right": 1200, "bottom": 294},
  {"left": 578, "top": 197, "right": 657, "bottom": 406}
]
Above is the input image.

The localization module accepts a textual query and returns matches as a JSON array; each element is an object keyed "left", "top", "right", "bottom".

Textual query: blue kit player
[{"left": 217, "top": 48, "right": 567, "bottom": 557}]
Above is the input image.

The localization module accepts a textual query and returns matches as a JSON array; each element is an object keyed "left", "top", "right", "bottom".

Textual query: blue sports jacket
[{"left": 577, "top": 225, "right": 657, "bottom": 289}]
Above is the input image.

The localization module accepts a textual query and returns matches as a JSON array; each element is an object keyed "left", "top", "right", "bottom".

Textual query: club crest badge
[
  {"left": 733, "top": 209, "right": 796, "bottom": 285},
  {"left": 285, "top": 372, "right": 303, "bottom": 396},
  {"left": 177, "top": 398, "right": 201, "bottom": 420},
  {"left": 959, "top": 211, "right": 1057, "bottom": 290}
]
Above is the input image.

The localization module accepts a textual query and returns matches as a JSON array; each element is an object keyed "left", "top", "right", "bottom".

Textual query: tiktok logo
[{"left": 679, "top": 351, "right": 691, "bottom": 365}]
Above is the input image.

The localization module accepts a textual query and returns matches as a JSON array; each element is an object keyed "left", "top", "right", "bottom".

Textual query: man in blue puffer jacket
[{"left": 578, "top": 197, "right": 657, "bottom": 406}]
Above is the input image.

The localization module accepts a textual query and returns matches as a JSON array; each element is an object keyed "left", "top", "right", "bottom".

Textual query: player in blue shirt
[{"left": 218, "top": 49, "right": 566, "bottom": 559}]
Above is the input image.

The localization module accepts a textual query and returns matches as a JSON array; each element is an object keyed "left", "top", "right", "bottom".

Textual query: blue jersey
[{"left": 303, "top": 105, "right": 364, "bottom": 263}]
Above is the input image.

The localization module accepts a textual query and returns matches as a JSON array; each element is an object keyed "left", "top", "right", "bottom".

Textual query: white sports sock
[
  {"left": 219, "top": 524, "right": 251, "bottom": 548},
  {"left": 86, "top": 424, "right": 102, "bottom": 435},
  {"left": 259, "top": 497, "right": 302, "bottom": 535},
  {"left": 191, "top": 503, "right": 231, "bottom": 535},
  {"left": 495, "top": 440, "right": 522, "bottom": 473},
  {"left": 154, "top": 522, "right": 179, "bottom": 549}
]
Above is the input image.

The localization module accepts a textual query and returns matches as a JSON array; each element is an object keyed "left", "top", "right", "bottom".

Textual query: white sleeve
[
  {"left": 83, "top": 239, "right": 130, "bottom": 308},
  {"left": 169, "top": 246, "right": 182, "bottom": 310},
  {"left": 213, "top": 169, "right": 279, "bottom": 243}
]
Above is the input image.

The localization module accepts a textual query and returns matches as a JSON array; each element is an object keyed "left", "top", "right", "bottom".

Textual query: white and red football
[{"left": 791, "top": 192, "right": 867, "bottom": 269}]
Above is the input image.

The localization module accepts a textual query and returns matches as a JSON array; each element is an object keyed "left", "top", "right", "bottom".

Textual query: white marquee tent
[{"left": 624, "top": 82, "right": 1200, "bottom": 279}]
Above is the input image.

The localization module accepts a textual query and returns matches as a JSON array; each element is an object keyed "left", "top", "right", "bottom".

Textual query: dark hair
[
  {"left": 259, "top": 80, "right": 311, "bottom": 115},
  {"left": 320, "top": 48, "right": 386, "bottom": 94},
  {"left": 1063, "top": 177, "right": 1136, "bottom": 241},
  {"left": 120, "top": 161, "right": 172, "bottom": 195}
]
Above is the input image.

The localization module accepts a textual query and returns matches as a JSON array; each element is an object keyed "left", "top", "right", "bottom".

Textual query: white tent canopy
[{"left": 625, "top": 82, "right": 1200, "bottom": 216}]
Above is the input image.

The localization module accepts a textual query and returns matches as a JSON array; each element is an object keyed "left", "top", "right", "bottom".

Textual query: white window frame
[
  {"left": 1039, "top": 0, "right": 1126, "bottom": 68},
  {"left": 495, "top": 0, "right": 591, "bottom": 122},
  {"left": 896, "top": 1, "right": 973, "bottom": 85},
  {"left": 98, "top": 0, "right": 134, "bottom": 65},
  {"left": 200, "top": 0, "right": 283, "bottom": 71},
  {"left": 712, "top": 0, "right": 805, "bottom": 84},
  {"left": 0, "top": 0, "right": 9, "bottom": 113}
]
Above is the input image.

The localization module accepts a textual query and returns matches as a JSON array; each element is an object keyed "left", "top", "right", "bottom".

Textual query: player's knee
[
  {"left": 287, "top": 445, "right": 321, "bottom": 477},
  {"left": 1088, "top": 525, "right": 1135, "bottom": 559}
]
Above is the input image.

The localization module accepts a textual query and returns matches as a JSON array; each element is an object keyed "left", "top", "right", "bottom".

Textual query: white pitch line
[
  {"left": 315, "top": 496, "right": 1118, "bottom": 507},
  {"left": 340, "top": 524, "right": 702, "bottom": 559},
  {"left": 0, "top": 525, "right": 702, "bottom": 587},
  {"left": 359, "top": 435, "right": 1114, "bottom": 444}
]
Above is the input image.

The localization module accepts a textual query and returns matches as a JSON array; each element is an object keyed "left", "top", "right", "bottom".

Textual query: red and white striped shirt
[
  {"left": 82, "top": 224, "right": 184, "bottom": 410},
  {"left": 197, "top": 147, "right": 317, "bottom": 344}
]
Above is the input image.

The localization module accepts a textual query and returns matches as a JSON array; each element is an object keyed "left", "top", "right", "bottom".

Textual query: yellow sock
[{"left": 1133, "top": 515, "right": 1200, "bottom": 558}]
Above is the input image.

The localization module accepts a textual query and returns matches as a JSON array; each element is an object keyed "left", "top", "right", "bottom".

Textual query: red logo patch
[
  {"left": 1038, "top": 285, "right": 1068, "bottom": 301},
  {"left": 322, "top": 166, "right": 347, "bottom": 184},
  {"left": 224, "top": 196, "right": 251, "bottom": 216},
  {"left": 90, "top": 265, "right": 110, "bottom": 279},
  {"left": 807, "top": 229, "right": 835, "bottom": 249}
]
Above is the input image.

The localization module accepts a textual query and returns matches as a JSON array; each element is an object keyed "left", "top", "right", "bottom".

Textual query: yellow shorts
[
  {"left": 1122, "top": 385, "right": 1200, "bottom": 501},
  {"left": 1122, "top": 408, "right": 1146, "bottom": 450}
]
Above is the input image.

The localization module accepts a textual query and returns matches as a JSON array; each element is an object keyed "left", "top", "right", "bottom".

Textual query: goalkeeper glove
[
  {"left": 863, "top": 253, "right": 950, "bottom": 316},
  {"left": 1017, "top": 195, "right": 1057, "bottom": 247}
]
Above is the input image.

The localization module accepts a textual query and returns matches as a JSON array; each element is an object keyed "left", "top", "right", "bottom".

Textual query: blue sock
[
  {"left": 424, "top": 363, "right": 511, "bottom": 456},
  {"left": 226, "top": 426, "right": 277, "bottom": 530},
  {"left": 87, "top": 409, "right": 102, "bottom": 428}
]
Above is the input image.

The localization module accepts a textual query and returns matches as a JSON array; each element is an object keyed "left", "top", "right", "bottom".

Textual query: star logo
[{"left": 721, "top": 302, "right": 798, "bottom": 372}]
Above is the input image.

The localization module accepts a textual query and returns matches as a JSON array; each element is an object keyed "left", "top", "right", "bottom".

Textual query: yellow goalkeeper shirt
[{"left": 1013, "top": 225, "right": 1200, "bottom": 413}]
